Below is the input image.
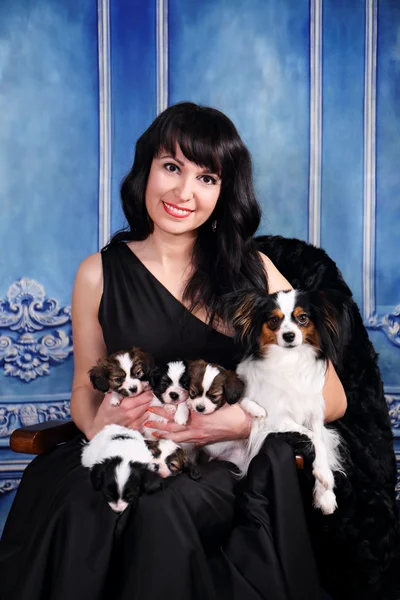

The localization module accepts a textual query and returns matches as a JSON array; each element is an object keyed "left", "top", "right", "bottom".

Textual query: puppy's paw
[
  {"left": 240, "top": 397, "right": 266, "bottom": 418},
  {"left": 109, "top": 397, "right": 121, "bottom": 407},
  {"left": 175, "top": 413, "right": 189, "bottom": 426},
  {"left": 164, "top": 404, "right": 177, "bottom": 415}
]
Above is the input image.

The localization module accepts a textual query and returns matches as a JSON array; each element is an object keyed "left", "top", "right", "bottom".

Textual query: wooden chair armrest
[{"left": 10, "top": 420, "right": 80, "bottom": 455}]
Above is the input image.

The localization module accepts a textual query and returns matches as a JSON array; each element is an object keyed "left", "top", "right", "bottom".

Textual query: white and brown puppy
[
  {"left": 82, "top": 424, "right": 200, "bottom": 513},
  {"left": 88, "top": 347, "right": 154, "bottom": 407},
  {"left": 184, "top": 360, "right": 261, "bottom": 471},
  {"left": 225, "top": 288, "right": 345, "bottom": 514}
]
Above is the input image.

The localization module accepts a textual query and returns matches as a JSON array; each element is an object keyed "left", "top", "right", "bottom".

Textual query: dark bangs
[{"left": 152, "top": 104, "right": 241, "bottom": 180}]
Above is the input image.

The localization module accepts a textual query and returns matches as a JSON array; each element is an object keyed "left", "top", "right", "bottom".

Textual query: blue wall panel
[
  {"left": 110, "top": 0, "right": 157, "bottom": 237},
  {"left": 169, "top": 0, "right": 310, "bottom": 240},
  {"left": 320, "top": 0, "right": 365, "bottom": 307}
]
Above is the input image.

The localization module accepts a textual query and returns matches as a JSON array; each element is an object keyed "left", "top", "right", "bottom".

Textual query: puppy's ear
[
  {"left": 141, "top": 469, "right": 163, "bottom": 494},
  {"left": 184, "top": 460, "right": 202, "bottom": 481},
  {"left": 90, "top": 462, "right": 105, "bottom": 491},
  {"left": 140, "top": 350, "right": 156, "bottom": 380},
  {"left": 148, "top": 365, "right": 161, "bottom": 389},
  {"left": 223, "top": 370, "right": 245, "bottom": 405},
  {"left": 88, "top": 363, "right": 109, "bottom": 392}
]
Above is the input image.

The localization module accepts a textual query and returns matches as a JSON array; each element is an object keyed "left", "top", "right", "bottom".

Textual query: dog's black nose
[
  {"left": 169, "top": 391, "right": 179, "bottom": 401},
  {"left": 196, "top": 405, "right": 205, "bottom": 413},
  {"left": 129, "top": 386, "right": 138, "bottom": 394},
  {"left": 282, "top": 332, "right": 295, "bottom": 343}
]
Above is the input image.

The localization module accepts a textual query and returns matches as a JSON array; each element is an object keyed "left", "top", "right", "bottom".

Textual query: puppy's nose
[
  {"left": 196, "top": 405, "right": 205, "bottom": 413},
  {"left": 129, "top": 385, "right": 138, "bottom": 394},
  {"left": 282, "top": 332, "right": 295, "bottom": 343},
  {"left": 169, "top": 391, "right": 179, "bottom": 401}
]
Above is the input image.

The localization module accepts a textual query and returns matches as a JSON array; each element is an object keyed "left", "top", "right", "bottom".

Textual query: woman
[{"left": 0, "top": 102, "right": 346, "bottom": 600}]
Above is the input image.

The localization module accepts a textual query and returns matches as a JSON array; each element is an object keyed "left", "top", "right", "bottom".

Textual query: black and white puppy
[
  {"left": 82, "top": 424, "right": 200, "bottom": 513},
  {"left": 226, "top": 288, "right": 345, "bottom": 514},
  {"left": 142, "top": 361, "right": 191, "bottom": 440},
  {"left": 88, "top": 347, "right": 154, "bottom": 406}
]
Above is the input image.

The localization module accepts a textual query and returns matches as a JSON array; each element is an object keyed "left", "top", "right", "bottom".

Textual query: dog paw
[
  {"left": 175, "top": 413, "right": 188, "bottom": 426},
  {"left": 109, "top": 398, "right": 121, "bottom": 407},
  {"left": 164, "top": 405, "right": 177, "bottom": 415},
  {"left": 313, "top": 465, "right": 334, "bottom": 490},
  {"left": 314, "top": 488, "right": 337, "bottom": 515},
  {"left": 240, "top": 398, "right": 267, "bottom": 418}
]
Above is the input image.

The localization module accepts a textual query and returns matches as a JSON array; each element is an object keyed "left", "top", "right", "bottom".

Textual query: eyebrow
[{"left": 159, "top": 154, "right": 219, "bottom": 176}]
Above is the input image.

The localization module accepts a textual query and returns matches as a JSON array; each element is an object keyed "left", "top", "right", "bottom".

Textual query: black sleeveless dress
[{"left": 0, "top": 243, "right": 322, "bottom": 600}]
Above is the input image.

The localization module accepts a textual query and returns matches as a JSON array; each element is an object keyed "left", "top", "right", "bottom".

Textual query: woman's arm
[
  {"left": 70, "top": 253, "right": 152, "bottom": 440},
  {"left": 323, "top": 361, "right": 347, "bottom": 422}
]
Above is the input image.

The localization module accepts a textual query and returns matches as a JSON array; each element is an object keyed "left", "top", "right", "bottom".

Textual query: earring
[{"left": 212, "top": 220, "right": 217, "bottom": 233}]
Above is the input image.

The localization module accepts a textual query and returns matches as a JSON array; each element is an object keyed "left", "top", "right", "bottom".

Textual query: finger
[
  {"left": 152, "top": 430, "right": 202, "bottom": 444},
  {"left": 148, "top": 406, "right": 174, "bottom": 421},
  {"left": 121, "top": 392, "right": 153, "bottom": 410},
  {"left": 144, "top": 420, "right": 187, "bottom": 433}
]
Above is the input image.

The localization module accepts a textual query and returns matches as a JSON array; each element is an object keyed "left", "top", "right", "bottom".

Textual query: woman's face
[{"left": 145, "top": 144, "right": 221, "bottom": 236}]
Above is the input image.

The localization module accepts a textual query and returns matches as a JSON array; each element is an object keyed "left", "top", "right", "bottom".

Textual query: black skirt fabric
[
  {"left": 0, "top": 243, "right": 322, "bottom": 599},
  {"left": 0, "top": 434, "right": 321, "bottom": 600}
]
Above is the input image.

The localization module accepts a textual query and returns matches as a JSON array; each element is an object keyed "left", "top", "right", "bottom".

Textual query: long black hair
[{"left": 109, "top": 102, "right": 268, "bottom": 321}]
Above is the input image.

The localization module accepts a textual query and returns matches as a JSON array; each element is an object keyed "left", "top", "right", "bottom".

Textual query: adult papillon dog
[{"left": 224, "top": 288, "right": 346, "bottom": 514}]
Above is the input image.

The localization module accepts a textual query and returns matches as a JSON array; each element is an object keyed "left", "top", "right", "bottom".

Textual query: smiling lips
[{"left": 162, "top": 201, "right": 193, "bottom": 219}]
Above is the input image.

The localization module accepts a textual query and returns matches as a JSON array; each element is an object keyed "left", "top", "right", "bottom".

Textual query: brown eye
[
  {"left": 168, "top": 461, "right": 182, "bottom": 472},
  {"left": 297, "top": 314, "right": 309, "bottom": 326},
  {"left": 114, "top": 376, "right": 124, "bottom": 384},
  {"left": 189, "top": 389, "right": 197, "bottom": 399},
  {"left": 268, "top": 316, "right": 280, "bottom": 329},
  {"left": 134, "top": 369, "right": 144, "bottom": 378}
]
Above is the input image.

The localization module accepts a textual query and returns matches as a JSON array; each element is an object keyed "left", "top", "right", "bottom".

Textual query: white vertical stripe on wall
[
  {"left": 309, "top": 0, "right": 323, "bottom": 247},
  {"left": 362, "top": 0, "right": 378, "bottom": 319},
  {"left": 156, "top": 0, "right": 169, "bottom": 114},
  {"left": 97, "top": 0, "right": 112, "bottom": 249}
]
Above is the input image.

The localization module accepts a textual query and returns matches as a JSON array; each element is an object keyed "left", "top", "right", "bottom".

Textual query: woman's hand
[
  {"left": 144, "top": 402, "right": 252, "bottom": 445},
  {"left": 87, "top": 390, "right": 153, "bottom": 440}
]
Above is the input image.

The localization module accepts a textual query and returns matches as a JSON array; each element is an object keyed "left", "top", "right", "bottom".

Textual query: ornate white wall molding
[
  {"left": 308, "top": 0, "right": 323, "bottom": 247},
  {"left": 386, "top": 394, "right": 400, "bottom": 431},
  {"left": 0, "top": 278, "right": 73, "bottom": 382},
  {"left": 156, "top": 0, "right": 169, "bottom": 114},
  {"left": 0, "top": 479, "right": 21, "bottom": 495},
  {"left": 97, "top": 0, "right": 112, "bottom": 249},
  {"left": 0, "top": 401, "right": 70, "bottom": 439}
]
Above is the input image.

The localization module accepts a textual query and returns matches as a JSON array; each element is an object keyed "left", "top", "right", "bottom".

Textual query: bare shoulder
[
  {"left": 258, "top": 251, "right": 292, "bottom": 294},
  {"left": 74, "top": 252, "right": 103, "bottom": 291}
]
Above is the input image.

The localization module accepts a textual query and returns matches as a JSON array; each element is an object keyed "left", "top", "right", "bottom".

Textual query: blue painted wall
[{"left": 0, "top": 0, "right": 399, "bottom": 532}]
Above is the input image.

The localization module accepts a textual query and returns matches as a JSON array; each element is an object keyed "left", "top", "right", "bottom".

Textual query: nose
[
  {"left": 169, "top": 391, "right": 179, "bottom": 401},
  {"left": 129, "top": 385, "right": 138, "bottom": 394},
  {"left": 282, "top": 332, "right": 295, "bottom": 343},
  {"left": 174, "top": 177, "right": 194, "bottom": 202},
  {"left": 196, "top": 405, "right": 205, "bottom": 413}
]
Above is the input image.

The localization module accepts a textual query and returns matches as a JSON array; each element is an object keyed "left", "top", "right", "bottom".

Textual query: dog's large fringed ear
[
  {"left": 148, "top": 365, "right": 161, "bottom": 390},
  {"left": 218, "top": 290, "right": 270, "bottom": 354},
  {"left": 138, "top": 349, "right": 156, "bottom": 380},
  {"left": 90, "top": 462, "right": 105, "bottom": 491},
  {"left": 141, "top": 469, "right": 164, "bottom": 494},
  {"left": 88, "top": 363, "right": 109, "bottom": 392},
  {"left": 309, "top": 288, "right": 353, "bottom": 368},
  {"left": 223, "top": 370, "right": 245, "bottom": 405}
]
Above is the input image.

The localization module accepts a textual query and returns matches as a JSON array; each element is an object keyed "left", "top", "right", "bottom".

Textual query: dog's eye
[
  {"left": 168, "top": 461, "right": 182, "bottom": 473},
  {"left": 189, "top": 389, "right": 197, "bottom": 399},
  {"left": 134, "top": 369, "right": 144, "bottom": 378},
  {"left": 297, "top": 314, "right": 309, "bottom": 325},
  {"left": 208, "top": 393, "right": 219, "bottom": 401},
  {"left": 114, "top": 376, "right": 124, "bottom": 384},
  {"left": 268, "top": 316, "right": 280, "bottom": 329}
]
